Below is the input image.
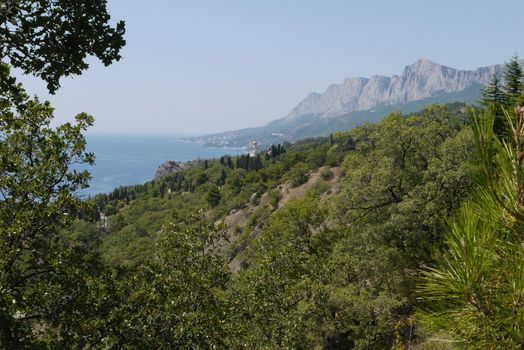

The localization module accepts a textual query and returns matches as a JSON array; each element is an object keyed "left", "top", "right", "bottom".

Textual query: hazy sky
[{"left": 14, "top": 0, "right": 524, "bottom": 135}]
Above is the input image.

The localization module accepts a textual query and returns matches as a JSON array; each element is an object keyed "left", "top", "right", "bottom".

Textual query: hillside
[
  {"left": 8, "top": 59, "right": 524, "bottom": 348},
  {"left": 81, "top": 103, "right": 471, "bottom": 269},
  {"left": 64, "top": 102, "right": 475, "bottom": 348},
  {"left": 187, "top": 59, "right": 508, "bottom": 148},
  {"left": 5, "top": 0, "right": 524, "bottom": 347}
]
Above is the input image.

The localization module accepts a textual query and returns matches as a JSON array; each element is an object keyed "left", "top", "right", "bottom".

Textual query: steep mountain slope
[
  {"left": 285, "top": 58, "right": 498, "bottom": 119},
  {"left": 187, "top": 59, "right": 506, "bottom": 148}
]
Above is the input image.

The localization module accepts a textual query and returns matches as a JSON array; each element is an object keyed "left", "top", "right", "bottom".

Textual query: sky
[{"left": 13, "top": 0, "right": 524, "bottom": 136}]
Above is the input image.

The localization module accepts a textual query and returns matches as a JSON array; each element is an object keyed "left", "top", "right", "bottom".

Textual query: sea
[{"left": 78, "top": 135, "right": 240, "bottom": 197}]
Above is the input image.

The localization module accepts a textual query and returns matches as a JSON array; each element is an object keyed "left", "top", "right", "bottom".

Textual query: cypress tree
[
  {"left": 159, "top": 183, "right": 166, "bottom": 198},
  {"left": 206, "top": 185, "right": 221, "bottom": 206},
  {"left": 226, "top": 156, "right": 233, "bottom": 169},
  {"left": 219, "top": 168, "right": 226, "bottom": 186},
  {"left": 270, "top": 145, "right": 277, "bottom": 157}
]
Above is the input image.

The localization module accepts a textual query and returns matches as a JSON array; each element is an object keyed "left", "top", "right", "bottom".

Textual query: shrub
[
  {"left": 320, "top": 167, "right": 333, "bottom": 180},
  {"left": 285, "top": 162, "right": 310, "bottom": 187},
  {"left": 268, "top": 189, "right": 282, "bottom": 208}
]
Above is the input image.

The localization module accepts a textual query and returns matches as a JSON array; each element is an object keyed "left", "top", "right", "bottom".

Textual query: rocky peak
[
  {"left": 285, "top": 59, "right": 507, "bottom": 121},
  {"left": 404, "top": 58, "right": 442, "bottom": 73}
]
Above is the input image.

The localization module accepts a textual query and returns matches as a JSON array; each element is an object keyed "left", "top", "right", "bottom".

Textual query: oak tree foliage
[{"left": 0, "top": 0, "right": 126, "bottom": 93}]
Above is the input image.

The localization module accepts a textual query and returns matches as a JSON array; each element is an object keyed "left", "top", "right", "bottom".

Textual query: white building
[{"left": 249, "top": 140, "right": 258, "bottom": 157}]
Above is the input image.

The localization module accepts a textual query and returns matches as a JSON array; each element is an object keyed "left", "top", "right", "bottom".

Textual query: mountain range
[{"left": 186, "top": 59, "right": 507, "bottom": 148}]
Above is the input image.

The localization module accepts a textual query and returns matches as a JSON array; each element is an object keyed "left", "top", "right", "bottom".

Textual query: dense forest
[{"left": 2, "top": 1, "right": 524, "bottom": 349}]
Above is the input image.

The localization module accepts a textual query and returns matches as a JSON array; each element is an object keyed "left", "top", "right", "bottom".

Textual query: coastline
[{"left": 81, "top": 136, "right": 240, "bottom": 196}]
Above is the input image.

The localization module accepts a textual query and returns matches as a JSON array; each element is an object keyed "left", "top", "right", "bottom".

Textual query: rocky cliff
[
  {"left": 186, "top": 58, "right": 516, "bottom": 148},
  {"left": 155, "top": 161, "right": 189, "bottom": 180},
  {"left": 285, "top": 59, "right": 504, "bottom": 120}
]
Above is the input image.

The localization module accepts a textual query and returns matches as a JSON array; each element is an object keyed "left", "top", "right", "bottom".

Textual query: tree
[
  {"left": 285, "top": 162, "right": 309, "bottom": 187},
  {"left": 225, "top": 168, "right": 245, "bottom": 194},
  {"left": 207, "top": 185, "right": 221, "bottom": 206},
  {"left": 0, "top": 70, "right": 97, "bottom": 345},
  {"left": 328, "top": 109, "right": 475, "bottom": 348},
  {"left": 481, "top": 73, "right": 505, "bottom": 107},
  {"left": 0, "top": 0, "right": 126, "bottom": 93},
  {"left": 105, "top": 214, "right": 231, "bottom": 349},
  {"left": 419, "top": 106, "right": 524, "bottom": 348},
  {"left": 230, "top": 194, "right": 333, "bottom": 348},
  {"left": 480, "top": 73, "right": 506, "bottom": 135},
  {"left": 502, "top": 55, "right": 523, "bottom": 106},
  {"left": 337, "top": 110, "right": 474, "bottom": 264},
  {"left": 219, "top": 168, "right": 227, "bottom": 186},
  {"left": 0, "top": 0, "right": 125, "bottom": 345}
]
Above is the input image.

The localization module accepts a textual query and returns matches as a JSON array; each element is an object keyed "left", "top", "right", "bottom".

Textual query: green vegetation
[
  {"left": 0, "top": 1, "right": 125, "bottom": 346},
  {"left": 3, "top": 2, "right": 524, "bottom": 347},
  {"left": 419, "top": 56, "right": 524, "bottom": 349},
  {"left": 0, "top": 0, "right": 126, "bottom": 93},
  {"left": 44, "top": 101, "right": 470, "bottom": 348}
]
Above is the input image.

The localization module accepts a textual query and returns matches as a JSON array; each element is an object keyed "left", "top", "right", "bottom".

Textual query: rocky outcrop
[
  {"left": 155, "top": 161, "right": 188, "bottom": 180},
  {"left": 285, "top": 59, "right": 508, "bottom": 120}
]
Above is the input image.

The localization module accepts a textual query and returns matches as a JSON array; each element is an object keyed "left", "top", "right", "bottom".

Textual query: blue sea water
[{"left": 79, "top": 135, "right": 239, "bottom": 196}]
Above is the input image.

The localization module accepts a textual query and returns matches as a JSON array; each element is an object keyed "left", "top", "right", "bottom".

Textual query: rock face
[
  {"left": 285, "top": 59, "right": 507, "bottom": 120},
  {"left": 155, "top": 161, "right": 187, "bottom": 180},
  {"left": 185, "top": 58, "right": 523, "bottom": 148}
]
